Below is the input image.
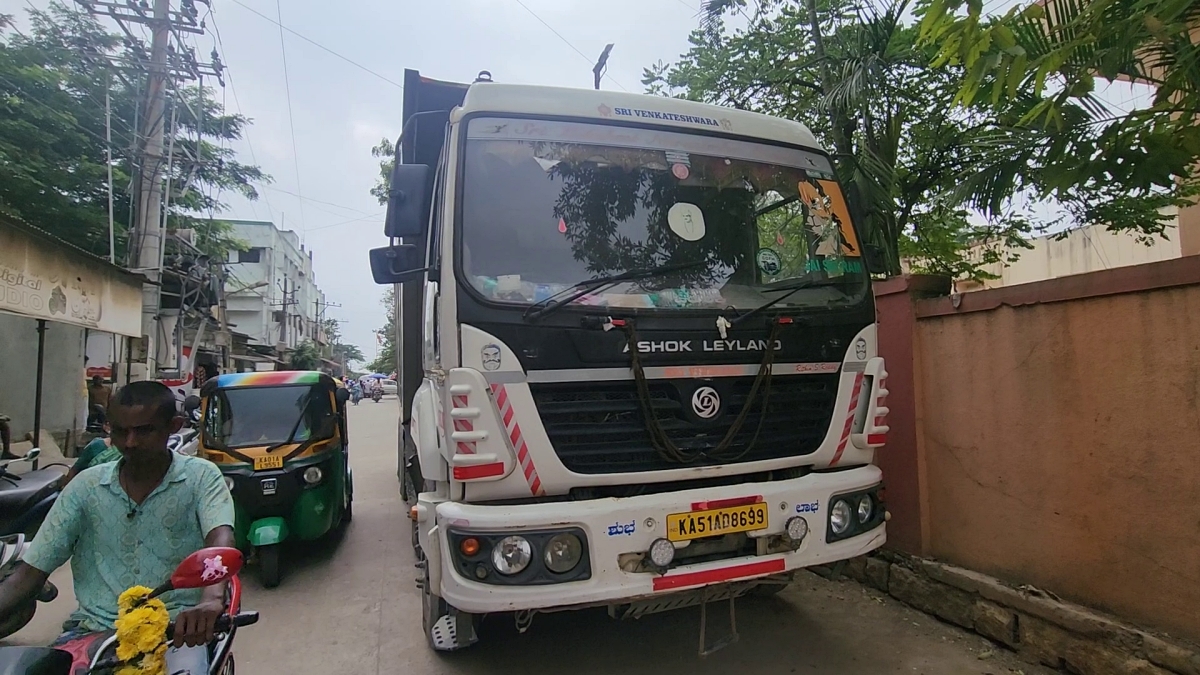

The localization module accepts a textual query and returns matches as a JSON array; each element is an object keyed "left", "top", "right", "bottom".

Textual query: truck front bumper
[{"left": 425, "top": 465, "right": 885, "bottom": 614}]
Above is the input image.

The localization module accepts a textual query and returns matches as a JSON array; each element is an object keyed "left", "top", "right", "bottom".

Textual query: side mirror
[
  {"left": 369, "top": 244, "right": 426, "bottom": 285},
  {"left": 23, "top": 448, "right": 40, "bottom": 462},
  {"left": 335, "top": 388, "right": 350, "bottom": 405},
  {"left": 167, "top": 547, "right": 244, "bottom": 591},
  {"left": 383, "top": 164, "right": 433, "bottom": 239},
  {"left": 864, "top": 244, "right": 887, "bottom": 275},
  {"left": 183, "top": 395, "right": 201, "bottom": 413}
]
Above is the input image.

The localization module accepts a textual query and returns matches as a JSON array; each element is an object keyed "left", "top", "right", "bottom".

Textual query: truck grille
[{"left": 529, "top": 375, "right": 839, "bottom": 474}]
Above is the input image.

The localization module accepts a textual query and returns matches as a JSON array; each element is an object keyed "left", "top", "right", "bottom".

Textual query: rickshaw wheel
[{"left": 259, "top": 545, "right": 281, "bottom": 588}]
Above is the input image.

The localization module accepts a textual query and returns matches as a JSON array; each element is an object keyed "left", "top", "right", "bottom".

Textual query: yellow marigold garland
[{"left": 113, "top": 586, "right": 169, "bottom": 675}]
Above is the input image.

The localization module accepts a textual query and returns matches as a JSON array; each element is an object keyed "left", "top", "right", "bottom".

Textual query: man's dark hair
[{"left": 112, "top": 381, "right": 178, "bottom": 424}]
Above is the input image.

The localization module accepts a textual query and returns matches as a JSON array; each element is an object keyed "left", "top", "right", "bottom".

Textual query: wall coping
[
  {"left": 873, "top": 274, "right": 952, "bottom": 298},
  {"left": 915, "top": 255, "right": 1200, "bottom": 319}
]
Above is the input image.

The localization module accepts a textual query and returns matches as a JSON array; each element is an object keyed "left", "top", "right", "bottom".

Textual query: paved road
[{"left": 6, "top": 398, "right": 1048, "bottom": 674}]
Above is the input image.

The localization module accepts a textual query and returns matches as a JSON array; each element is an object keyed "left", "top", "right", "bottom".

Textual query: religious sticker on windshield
[
  {"left": 668, "top": 203, "right": 705, "bottom": 241},
  {"left": 756, "top": 248, "right": 782, "bottom": 276}
]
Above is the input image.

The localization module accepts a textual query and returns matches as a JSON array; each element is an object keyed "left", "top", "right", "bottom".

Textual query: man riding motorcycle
[{"left": 0, "top": 381, "right": 235, "bottom": 675}]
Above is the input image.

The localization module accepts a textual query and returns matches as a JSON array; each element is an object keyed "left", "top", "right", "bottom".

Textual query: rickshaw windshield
[{"left": 204, "top": 384, "right": 337, "bottom": 449}]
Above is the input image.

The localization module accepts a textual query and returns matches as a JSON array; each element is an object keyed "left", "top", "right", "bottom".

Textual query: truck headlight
[
  {"left": 491, "top": 536, "right": 532, "bottom": 575},
  {"left": 830, "top": 500, "right": 852, "bottom": 535},
  {"left": 543, "top": 533, "right": 583, "bottom": 573},
  {"left": 856, "top": 495, "right": 873, "bottom": 523}
]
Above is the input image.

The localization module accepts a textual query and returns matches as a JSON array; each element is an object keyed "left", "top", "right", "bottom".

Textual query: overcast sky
[{"left": 5, "top": 0, "right": 1152, "bottom": 363}]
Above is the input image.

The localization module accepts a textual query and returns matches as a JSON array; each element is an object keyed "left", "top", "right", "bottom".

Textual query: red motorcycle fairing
[{"left": 50, "top": 631, "right": 109, "bottom": 675}]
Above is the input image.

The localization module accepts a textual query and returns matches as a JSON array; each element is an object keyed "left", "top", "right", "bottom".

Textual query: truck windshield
[
  {"left": 460, "top": 117, "right": 869, "bottom": 312},
  {"left": 204, "top": 385, "right": 336, "bottom": 449}
]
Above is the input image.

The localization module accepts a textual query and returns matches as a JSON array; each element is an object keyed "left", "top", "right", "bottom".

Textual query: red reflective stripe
[
  {"left": 503, "top": 406, "right": 514, "bottom": 426},
  {"left": 867, "top": 434, "right": 887, "bottom": 445},
  {"left": 652, "top": 558, "right": 786, "bottom": 592},
  {"left": 830, "top": 373, "right": 864, "bottom": 466},
  {"left": 453, "top": 462, "right": 505, "bottom": 480},
  {"left": 495, "top": 386, "right": 508, "bottom": 409},
  {"left": 691, "top": 495, "right": 763, "bottom": 511},
  {"left": 456, "top": 442, "right": 475, "bottom": 455}
]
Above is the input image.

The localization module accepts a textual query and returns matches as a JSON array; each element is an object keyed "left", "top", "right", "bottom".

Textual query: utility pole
[
  {"left": 76, "top": 0, "right": 224, "bottom": 380},
  {"left": 128, "top": 0, "right": 171, "bottom": 377}
]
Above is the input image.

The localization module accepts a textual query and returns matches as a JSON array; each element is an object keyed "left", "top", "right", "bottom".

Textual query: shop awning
[{"left": 0, "top": 218, "right": 145, "bottom": 337}]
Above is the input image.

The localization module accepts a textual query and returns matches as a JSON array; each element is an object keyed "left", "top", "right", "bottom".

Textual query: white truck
[{"left": 369, "top": 70, "right": 890, "bottom": 652}]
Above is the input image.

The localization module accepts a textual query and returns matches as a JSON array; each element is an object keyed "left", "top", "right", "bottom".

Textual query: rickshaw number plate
[
  {"left": 254, "top": 455, "right": 284, "bottom": 471},
  {"left": 260, "top": 478, "right": 277, "bottom": 495}
]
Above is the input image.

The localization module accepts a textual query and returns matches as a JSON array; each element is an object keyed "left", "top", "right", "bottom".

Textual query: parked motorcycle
[
  {"left": 0, "top": 449, "right": 68, "bottom": 639},
  {"left": 168, "top": 396, "right": 203, "bottom": 456},
  {"left": 0, "top": 448, "right": 66, "bottom": 537},
  {"left": 0, "top": 546, "right": 258, "bottom": 674}
]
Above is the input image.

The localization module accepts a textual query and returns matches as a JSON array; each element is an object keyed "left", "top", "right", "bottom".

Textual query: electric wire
[
  {"left": 508, "top": 0, "right": 631, "bottom": 92},
  {"left": 227, "top": 0, "right": 403, "bottom": 91},
  {"left": 274, "top": 0, "right": 306, "bottom": 233}
]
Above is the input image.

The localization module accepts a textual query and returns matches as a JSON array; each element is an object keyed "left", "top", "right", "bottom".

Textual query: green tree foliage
[
  {"left": 288, "top": 339, "right": 321, "bottom": 370},
  {"left": 647, "top": 0, "right": 1184, "bottom": 278},
  {"left": 646, "top": 0, "right": 1043, "bottom": 278},
  {"left": 0, "top": 3, "right": 268, "bottom": 261},
  {"left": 370, "top": 137, "right": 395, "bottom": 206},
  {"left": 917, "top": 0, "right": 1200, "bottom": 239},
  {"left": 321, "top": 317, "right": 364, "bottom": 365},
  {"left": 366, "top": 286, "right": 397, "bottom": 375}
]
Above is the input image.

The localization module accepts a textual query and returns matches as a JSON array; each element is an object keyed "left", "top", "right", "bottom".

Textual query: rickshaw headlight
[
  {"left": 223, "top": 476, "right": 234, "bottom": 492},
  {"left": 303, "top": 466, "right": 324, "bottom": 485}
]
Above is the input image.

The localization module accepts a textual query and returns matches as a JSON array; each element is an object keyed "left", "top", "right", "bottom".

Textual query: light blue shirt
[{"left": 25, "top": 454, "right": 234, "bottom": 632}]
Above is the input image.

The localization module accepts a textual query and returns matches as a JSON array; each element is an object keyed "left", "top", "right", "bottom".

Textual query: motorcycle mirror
[
  {"left": 183, "top": 395, "right": 201, "bottom": 413},
  {"left": 153, "top": 547, "right": 243, "bottom": 598},
  {"left": 22, "top": 448, "right": 40, "bottom": 462}
]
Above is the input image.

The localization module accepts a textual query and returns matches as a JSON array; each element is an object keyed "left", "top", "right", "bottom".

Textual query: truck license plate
[
  {"left": 253, "top": 455, "right": 283, "bottom": 471},
  {"left": 667, "top": 503, "right": 769, "bottom": 542}
]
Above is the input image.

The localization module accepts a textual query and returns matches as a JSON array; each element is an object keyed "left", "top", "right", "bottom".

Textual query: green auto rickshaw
[{"left": 198, "top": 371, "right": 353, "bottom": 587}]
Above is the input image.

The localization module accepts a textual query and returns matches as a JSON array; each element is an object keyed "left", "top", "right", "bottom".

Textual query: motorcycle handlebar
[
  {"left": 164, "top": 611, "right": 259, "bottom": 640},
  {"left": 91, "top": 612, "right": 258, "bottom": 672}
]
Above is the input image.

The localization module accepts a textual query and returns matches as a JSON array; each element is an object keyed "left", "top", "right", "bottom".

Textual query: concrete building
[
  {"left": 955, "top": 218, "right": 1193, "bottom": 291},
  {"left": 224, "top": 220, "right": 328, "bottom": 364}
]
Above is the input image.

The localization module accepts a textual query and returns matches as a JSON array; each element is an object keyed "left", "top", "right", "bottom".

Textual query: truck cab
[{"left": 370, "top": 70, "right": 889, "bottom": 651}]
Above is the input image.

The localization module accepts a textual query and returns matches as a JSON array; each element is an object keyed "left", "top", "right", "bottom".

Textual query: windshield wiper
[
  {"left": 730, "top": 277, "right": 847, "bottom": 326},
  {"left": 262, "top": 405, "right": 311, "bottom": 454},
  {"left": 523, "top": 260, "right": 705, "bottom": 323}
]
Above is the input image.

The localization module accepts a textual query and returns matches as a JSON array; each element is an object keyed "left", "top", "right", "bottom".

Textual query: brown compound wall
[{"left": 898, "top": 257, "right": 1200, "bottom": 643}]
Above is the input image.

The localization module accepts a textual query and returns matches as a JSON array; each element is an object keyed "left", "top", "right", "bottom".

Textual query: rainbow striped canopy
[{"left": 213, "top": 370, "right": 325, "bottom": 389}]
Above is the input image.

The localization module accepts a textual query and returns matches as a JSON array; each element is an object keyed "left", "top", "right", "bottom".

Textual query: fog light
[
  {"left": 223, "top": 476, "right": 234, "bottom": 491},
  {"left": 544, "top": 533, "right": 583, "bottom": 573},
  {"left": 856, "top": 495, "right": 873, "bottom": 523},
  {"left": 830, "top": 500, "right": 852, "bottom": 535},
  {"left": 648, "top": 538, "right": 675, "bottom": 568},
  {"left": 303, "top": 466, "right": 324, "bottom": 484},
  {"left": 459, "top": 537, "right": 481, "bottom": 557},
  {"left": 785, "top": 516, "right": 809, "bottom": 542},
  {"left": 491, "top": 536, "right": 532, "bottom": 575}
]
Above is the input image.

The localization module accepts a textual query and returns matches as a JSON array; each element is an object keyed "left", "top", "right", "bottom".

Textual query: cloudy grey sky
[{"left": 5, "top": 0, "right": 1152, "bottom": 362}]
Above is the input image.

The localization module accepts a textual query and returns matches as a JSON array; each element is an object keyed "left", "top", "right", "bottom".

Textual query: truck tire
[{"left": 422, "top": 565, "right": 479, "bottom": 652}]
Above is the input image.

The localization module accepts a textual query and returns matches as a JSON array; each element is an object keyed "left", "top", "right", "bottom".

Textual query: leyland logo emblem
[{"left": 691, "top": 387, "right": 720, "bottom": 419}]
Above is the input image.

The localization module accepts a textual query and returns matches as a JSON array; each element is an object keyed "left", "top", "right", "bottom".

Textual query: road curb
[{"left": 841, "top": 552, "right": 1200, "bottom": 675}]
